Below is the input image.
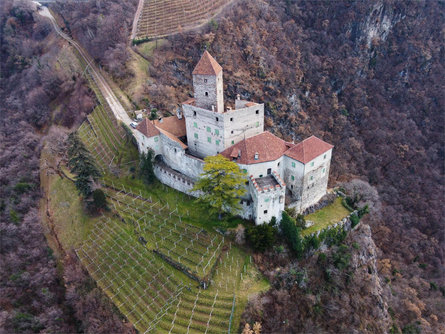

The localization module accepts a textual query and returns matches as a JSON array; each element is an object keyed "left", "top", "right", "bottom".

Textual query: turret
[{"left": 192, "top": 51, "right": 224, "bottom": 113}]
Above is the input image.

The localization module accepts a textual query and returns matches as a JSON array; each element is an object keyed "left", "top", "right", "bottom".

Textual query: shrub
[
  {"left": 88, "top": 189, "right": 107, "bottom": 213},
  {"left": 350, "top": 213, "right": 360, "bottom": 228},
  {"left": 246, "top": 220, "right": 277, "bottom": 252},
  {"left": 295, "top": 214, "right": 306, "bottom": 228},
  {"left": 139, "top": 149, "right": 155, "bottom": 185},
  {"left": 430, "top": 282, "right": 438, "bottom": 291},
  {"left": 333, "top": 244, "right": 351, "bottom": 270}
]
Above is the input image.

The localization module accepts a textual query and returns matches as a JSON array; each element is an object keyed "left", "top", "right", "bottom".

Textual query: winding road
[{"left": 36, "top": 4, "right": 133, "bottom": 125}]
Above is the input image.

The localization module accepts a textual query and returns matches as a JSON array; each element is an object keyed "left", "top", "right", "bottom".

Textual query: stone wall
[
  {"left": 193, "top": 72, "right": 224, "bottom": 112},
  {"left": 154, "top": 162, "right": 200, "bottom": 197}
]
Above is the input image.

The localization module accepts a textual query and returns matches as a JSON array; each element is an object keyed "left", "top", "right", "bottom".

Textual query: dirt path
[{"left": 37, "top": 5, "right": 133, "bottom": 126}]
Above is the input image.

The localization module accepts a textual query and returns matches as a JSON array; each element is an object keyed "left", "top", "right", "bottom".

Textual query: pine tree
[
  {"left": 192, "top": 155, "right": 247, "bottom": 220},
  {"left": 280, "top": 211, "right": 304, "bottom": 258},
  {"left": 139, "top": 149, "right": 155, "bottom": 185},
  {"left": 67, "top": 133, "right": 100, "bottom": 197}
]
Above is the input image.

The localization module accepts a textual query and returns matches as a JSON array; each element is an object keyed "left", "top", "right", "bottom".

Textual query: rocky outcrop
[{"left": 243, "top": 224, "right": 391, "bottom": 333}]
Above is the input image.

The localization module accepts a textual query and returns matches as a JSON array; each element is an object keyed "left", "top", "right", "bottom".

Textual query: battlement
[{"left": 249, "top": 172, "right": 286, "bottom": 194}]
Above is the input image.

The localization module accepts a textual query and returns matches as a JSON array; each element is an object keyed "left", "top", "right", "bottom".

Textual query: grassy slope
[{"left": 302, "top": 197, "right": 351, "bottom": 236}]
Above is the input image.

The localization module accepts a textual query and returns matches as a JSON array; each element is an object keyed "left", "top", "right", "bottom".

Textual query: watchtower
[{"left": 192, "top": 51, "right": 224, "bottom": 113}]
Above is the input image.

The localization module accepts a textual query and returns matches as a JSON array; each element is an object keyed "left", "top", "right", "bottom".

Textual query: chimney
[
  {"left": 254, "top": 152, "right": 259, "bottom": 160},
  {"left": 236, "top": 94, "right": 240, "bottom": 100},
  {"left": 176, "top": 107, "right": 183, "bottom": 120}
]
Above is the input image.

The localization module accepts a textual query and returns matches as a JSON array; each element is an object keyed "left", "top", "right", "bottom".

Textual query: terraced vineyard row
[
  {"left": 76, "top": 215, "right": 244, "bottom": 333},
  {"left": 134, "top": 0, "right": 233, "bottom": 40},
  {"left": 104, "top": 186, "right": 224, "bottom": 280}
]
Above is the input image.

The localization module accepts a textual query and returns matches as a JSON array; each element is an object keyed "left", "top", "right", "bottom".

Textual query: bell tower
[{"left": 192, "top": 51, "right": 224, "bottom": 113}]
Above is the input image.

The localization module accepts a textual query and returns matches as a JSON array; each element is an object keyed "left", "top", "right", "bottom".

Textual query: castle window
[
  {"left": 310, "top": 176, "right": 314, "bottom": 180},
  {"left": 194, "top": 133, "right": 198, "bottom": 139},
  {"left": 216, "top": 140, "right": 220, "bottom": 146},
  {"left": 207, "top": 137, "right": 211, "bottom": 143},
  {"left": 256, "top": 121, "right": 260, "bottom": 127},
  {"left": 204, "top": 79, "right": 207, "bottom": 83},
  {"left": 154, "top": 137, "right": 159, "bottom": 142},
  {"left": 242, "top": 169, "right": 247, "bottom": 174},
  {"left": 205, "top": 92, "right": 209, "bottom": 96},
  {"left": 324, "top": 154, "right": 327, "bottom": 159},
  {"left": 259, "top": 174, "right": 263, "bottom": 178},
  {"left": 264, "top": 210, "right": 268, "bottom": 214},
  {"left": 231, "top": 130, "right": 234, "bottom": 134},
  {"left": 311, "top": 161, "right": 314, "bottom": 167},
  {"left": 230, "top": 117, "right": 233, "bottom": 121},
  {"left": 207, "top": 126, "right": 211, "bottom": 132},
  {"left": 216, "top": 117, "right": 219, "bottom": 122},
  {"left": 278, "top": 162, "right": 280, "bottom": 167},
  {"left": 292, "top": 162, "right": 296, "bottom": 168},
  {"left": 231, "top": 140, "right": 234, "bottom": 145},
  {"left": 291, "top": 175, "right": 295, "bottom": 181},
  {"left": 193, "top": 111, "right": 197, "bottom": 116},
  {"left": 323, "top": 168, "right": 326, "bottom": 173},
  {"left": 194, "top": 122, "right": 198, "bottom": 128},
  {"left": 256, "top": 110, "right": 259, "bottom": 114},
  {"left": 215, "top": 129, "right": 219, "bottom": 135},
  {"left": 291, "top": 185, "right": 294, "bottom": 189},
  {"left": 265, "top": 198, "right": 270, "bottom": 202}
]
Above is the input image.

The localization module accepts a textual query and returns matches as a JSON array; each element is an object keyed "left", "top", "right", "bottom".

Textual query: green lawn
[{"left": 302, "top": 197, "right": 351, "bottom": 236}]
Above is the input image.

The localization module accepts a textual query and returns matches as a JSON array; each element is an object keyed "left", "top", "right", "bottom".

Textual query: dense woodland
[{"left": 1, "top": 0, "right": 443, "bottom": 333}]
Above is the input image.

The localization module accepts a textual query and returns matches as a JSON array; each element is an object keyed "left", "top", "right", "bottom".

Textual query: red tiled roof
[
  {"left": 182, "top": 98, "right": 195, "bottom": 106},
  {"left": 136, "top": 118, "right": 160, "bottom": 138},
  {"left": 158, "top": 128, "right": 188, "bottom": 149},
  {"left": 284, "top": 135, "right": 333, "bottom": 164},
  {"left": 220, "top": 132, "right": 292, "bottom": 165},
  {"left": 245, "top": 102, "right": 257, "bottom": 107},
  {"left": 154, "top": 116, "right": 186, "bottom": 137},
  {"left": 192, "top": 51, "right": 222, "bottom": 76}
]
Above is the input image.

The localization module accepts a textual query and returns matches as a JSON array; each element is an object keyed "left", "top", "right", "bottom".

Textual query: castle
[{"left": 135, "top": 51, "right": 333, "bottom": 224}]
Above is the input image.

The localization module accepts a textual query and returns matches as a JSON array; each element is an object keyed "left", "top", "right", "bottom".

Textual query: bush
[
  {"left": 139, "top": 149, "right": 155, "bottom": 185},
  {"left": 88, "top": 189, "right": 107, "bottom": 213},
  {"left": 295, "top": 214, "right": 306, "bottom": 229},
  {"left": 341, "top": 197, "right": 355, "bottom": 211},
  {"left": 246, "top": 219, "right": 277, "bottom": 252},
  {"left": 350, "top": 213, "right": 360, "bottom": 228}
]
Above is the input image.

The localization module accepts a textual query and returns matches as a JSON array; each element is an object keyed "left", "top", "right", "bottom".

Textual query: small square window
[
  {"left": 216, "top": 117, "right": 219, "bottom": 122},
  {"left": 278, "top": 162, "right": 280, "bottom": 166},
  {"left": 243, "top": 169, "right": 247, "bottom": 174},
  {"left": 231, "top": 130, "right": 234, "bottom": 134},
  {"left": 256, "top": 110, "right": 259, "bottom": 114},
  {"left": 292, "top": 162, "right": 296, "bottom": 168},
  {"left": 323, "top": 168, "right": 326, "bottom": 173},
  {"left": 215, "top": 129, "right": 219, "bottom": 135},
  {"left": 311, "top": 161, "right": 314, "bottom": 167},
  {"left": 259, "top": 174, "right": 263, "bottom": 178},
  {"left": 194, "top": 133, "right": 198, "bottom": 139},
  {"left": 324, "top": 154, "right": 327, "bottom": 159},
  {"left": 193, "top": 122, "right": 198, "bottom": 128},
  {"left": 310, "top": 176, "right": 314, "bottom": 180},
  {"left": 291, "top": 175, "right": 295, "bottom": 181},
  {"left": 204, "top": 79, "right": 207, "bottom": 83},
  {"left": 265, "top": 198, "right": 270, "bottom": 202},
  {"left": 207, "top": 137, "right": 211, "bottom": 143},
  {"left": 207, "top": 126, "right": 211, "bottom": 132},
  {"left": 264, "top": 210, "right": 268, "bottom": 214},
  {"left": 256, "top": 121, "right": 259, "bottom": 127},
  {"left": 193, "top": 111, "right": 197, "bottom": 116},
  {"left": 291, "top": 185, "right": 294, "bottom": 189},
  {"left": 154, "top": 137, "right": 159, "bottom": 142},
  {"left": 230, "top": 117, "right": 233, "bottom": 121},
  {"left": 216, "top": 140, "right": 220, "bottom": 146},
  {"left": 231, "top": 140, "right": 234, "bottom": 145},
  {"left": 205, "top": 92, "right": 209, "bottom": 96}
]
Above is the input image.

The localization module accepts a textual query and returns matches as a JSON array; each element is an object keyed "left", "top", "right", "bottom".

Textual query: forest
[{"left": 1, "top": 0, "right": 443, "bottom": 333}]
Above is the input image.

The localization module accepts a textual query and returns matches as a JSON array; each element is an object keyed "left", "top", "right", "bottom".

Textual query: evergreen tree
[
  {"left": 192, "top": 155, "right": 246, "bottom": 219},
  {"left": 67, "top": 133, "right": 100, "bottom": 197},
  {"left": 139, "top": 149, "right": 155, "bottom": 185},
  {"left": 280, "top": 211, "right": 304, "bottom": 258}
]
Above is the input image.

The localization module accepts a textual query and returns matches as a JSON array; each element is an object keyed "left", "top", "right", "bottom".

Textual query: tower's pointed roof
[{"left": 192, "top": 51, "right": 222, "bottom": 75}]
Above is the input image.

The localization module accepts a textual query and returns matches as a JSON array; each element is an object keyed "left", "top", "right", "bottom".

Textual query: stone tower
[{"left": 192, "top": 51, "right": 224, "bottom": 113}]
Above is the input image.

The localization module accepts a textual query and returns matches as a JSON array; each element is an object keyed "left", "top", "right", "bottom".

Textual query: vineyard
[
  {"left": 70, "top": 74, "right": 267, "bottom": 332},
  {"left": 134, "top": 0, "right": 233, "bottom": 41}
]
